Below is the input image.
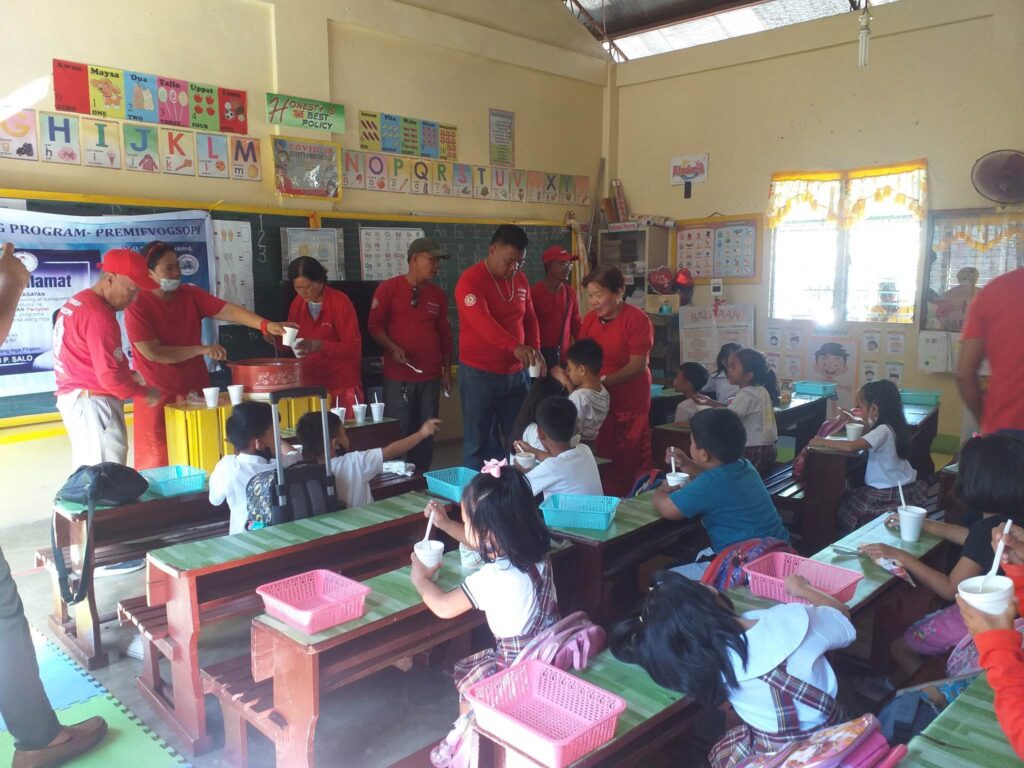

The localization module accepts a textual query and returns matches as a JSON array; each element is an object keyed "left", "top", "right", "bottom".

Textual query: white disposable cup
[
  {"left": 331, "top": 407, "right": 347, "bottom": 423},
  {"left": 666, "top": 472, "right": 690, "bottom": 488},
  {"left": 528, "top": 360, "right": 542, "bottom": 378},
  {"left": 282, "top": 326, "right": 299, "bottom": 347},
  {"left": 352, "top": 404, "right": 367, "bottom": 424},
  {"left": 846, "top": 423, "right": 864, "bottom": 440},
  {"left": 202, "top": 387, "right": 220, "bottom": 408},
  {"left": 515, "top": 451, "right": 537, "bottom": 470},
  {"left": 227, "top": 384, "right": 245, "bottom": 405},
  {"left": 414, "top": 540, "right": 444, "bottom": 580},
  {"left": 897, "top": 505, "right": 927, "bottom": 543},
  {"left": 958, "top": 575, "right": 1015, "bottom": 615},
  {"left": 370, "top": 402, "right": 385, "bottom": 422}
]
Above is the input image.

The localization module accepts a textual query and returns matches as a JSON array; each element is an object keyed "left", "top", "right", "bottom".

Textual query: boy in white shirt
[
  {"left": 209, "top": 401, "right": 302, "bottom": 534},
  {"left": 514, "top": 396, "right": 603, "bottom": 499},
  {"left": 673, "top": 361, "right": 710, "bottom": 423},
  {"left": 552, "top": 339, "right": 609, "bottom": 442}
]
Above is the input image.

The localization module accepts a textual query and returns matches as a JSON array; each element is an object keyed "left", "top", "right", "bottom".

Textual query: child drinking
[
  {"left": 696, "top": 348, "right": 779, "bottom": 474},
  {"left": 551, "top": 338, "right": 609, "bottom": 442},
  {"left": 810, "top": 379, "right": 928, "bottom": 530},
  {"left": 411, "top": 464, "right": 559, "bottom": 707},
  {"left": 610, "top": 571, "right": 854, "bottom": 768},
  {"left": 209, "top": 401, "right": 301, "bottom": 534},
  {"left": 701, "top": 342, "right": 742, "bottom": 402},
  {"left": 858, "top": 432, "right": 1024, "bottom": 687},
  {"left": 673, "top": 361, "right": 710, "bottom": 423},
  {"left": 513, "top": 396, "right": 603, "bottom": 498},
  {"left": 507, "top": 374, "right": 567, "bottom": 453},
  {"left": 294, "top": 410, "right": 440, "bottom": 508}
]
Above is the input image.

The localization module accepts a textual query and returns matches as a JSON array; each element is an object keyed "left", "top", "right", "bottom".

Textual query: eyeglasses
[{"left": 410, "top": 285, "right": 420, "bottom": 308}]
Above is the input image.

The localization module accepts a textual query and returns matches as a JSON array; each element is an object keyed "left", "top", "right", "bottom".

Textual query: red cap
[
  {"left": 542, "top": 245, "right": 579, "bottom": 265},
  {"left": 98, "top": 248, "right": 158, "bottom": 290}
]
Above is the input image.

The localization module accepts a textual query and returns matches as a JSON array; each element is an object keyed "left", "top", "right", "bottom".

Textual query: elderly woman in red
[
  {"left": 281, "top": 256, "right": 363, "bottom": 409},
  {"left": 579, "top": 266, "right": 654, "bottom": 496},
  {"left": 125, "top": 241, "right": 290, "bottom": 469}
]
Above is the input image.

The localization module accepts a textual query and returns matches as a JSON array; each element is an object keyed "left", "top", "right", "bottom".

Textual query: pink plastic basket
[
  {"left": 465, "top": 660, "right": 626, "bottom": 768},
  {"left": 256, "top": 569, "right": 371, "bottom": 635},
  {"left": 742, "top": 552, "right": 863, "bottom": 605}
]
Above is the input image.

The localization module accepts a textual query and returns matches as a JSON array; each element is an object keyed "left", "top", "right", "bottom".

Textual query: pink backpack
[
  {"left": 734, "top": 715, "right": 906, "bottom": 768},
  {"left": 513, "top": 611, "right": 607, "bottom": 671}
]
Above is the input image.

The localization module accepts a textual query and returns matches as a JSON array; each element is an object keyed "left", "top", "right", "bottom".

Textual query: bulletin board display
[{"left": 674, "top": 213, "right": 762, "bottom": 284}]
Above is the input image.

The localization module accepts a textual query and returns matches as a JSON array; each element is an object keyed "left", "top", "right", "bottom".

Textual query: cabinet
[{"left": 597, "top": 227, "right": 671, "bottom": 310}]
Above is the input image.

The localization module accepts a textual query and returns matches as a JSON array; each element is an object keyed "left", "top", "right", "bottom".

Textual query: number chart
[{"left": 675, "top": 214, "right": 762, "bottom": 284}]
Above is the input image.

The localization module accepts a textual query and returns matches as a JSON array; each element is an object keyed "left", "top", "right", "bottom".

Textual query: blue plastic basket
[
  {"left": 424, "top": 467, "right": 480, "bottom": 502},
  {"left": 650, "top": 384, "right": 665, "bottom": 398},
  {"left": 140, "top": 465, "right": 207, "bottom": 497},
  {"left": 900, "top": 389, "right": 941, "bottom": 407},
  {"left": 539, "top": 494, "right": 620, "bottom": 531},
  {"left": 793, "top": 380, "right": 838, "bottom": 398}
]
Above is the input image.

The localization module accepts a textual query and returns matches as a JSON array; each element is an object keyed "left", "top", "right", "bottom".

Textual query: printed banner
[
  {"left": 0, "top": 209, "right": 213, "bottom": 396},
  {"left": 670, "top": 153, "right": 709, "bottom": 185},
  {"left": 272, "top": 136, "right": 340, "bottom": 198},
  {"left": 188, "top": 83, "right": 219, "bottom": 132},
  {"left": 488, "top": 108, "right": 514, "bottom": 166},
  {"left": 230, "top": 137, "right": 261, "bottom": 181},
  {"left": 124, "top": 71, "right": 158, "bottom": 123},
  {"left": 80, "top": 118, "right": 121, "bottom": 169},
  {"left": 123, "top": 123, "right": 159, "bottom": 172},
  {"left": 160, "top": 128, "right": 196, "bottom": 175},
  {"left": 157, "top": 77, "right": 190, "bottom": 127},
  {"left": 39, "top": 113, "right": 80, "bottom": 164},
  {"left": 0, "top": 110, "right": 38, "bottom": 161},
  {"left": 265, "top": 92, "right": 342, "bottom": 133},
  {"left": 679, "top": 304, "right": 756, "bottom": 371},
  {"left": 52, "top": 60, "right": 90, "bottom": 113},
  {"left": 87, "top": 65, "right": 125, "bottom": 119},
  {"left": 218, "top": 87, "right": 248, "bottom": 134},
  {"left": 196, "top": 132, "right": 229, "bottom": 178}
]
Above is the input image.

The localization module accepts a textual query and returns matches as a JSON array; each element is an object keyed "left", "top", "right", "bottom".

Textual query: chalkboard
[{"left": 317, "top": 216, "right": 570, "bottom": 353}]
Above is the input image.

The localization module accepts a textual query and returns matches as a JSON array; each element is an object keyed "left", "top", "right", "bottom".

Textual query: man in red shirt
[
  {"left": 958, "top": 267, "right": 1024, "bottom": 434},
  {"left": 368, "top": 238, "right": 453, "bottom": 471},
  {"left": 54, "top": 248, "right": 159, "bottom": 468},
  {"left": 456, "top": 225, "right": 544, "bottom": 469},
  {"left": 532, "top": 245, "right": 581, "bottom": 370}
]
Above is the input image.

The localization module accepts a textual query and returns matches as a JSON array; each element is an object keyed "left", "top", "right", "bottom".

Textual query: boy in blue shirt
[{"left": 653, "top": 408, "right": 788, "bottom": 577}]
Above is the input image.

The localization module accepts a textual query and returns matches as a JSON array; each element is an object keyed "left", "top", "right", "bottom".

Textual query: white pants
[{"left": 56, "top": 391, "right": 128, "bottom": 468}]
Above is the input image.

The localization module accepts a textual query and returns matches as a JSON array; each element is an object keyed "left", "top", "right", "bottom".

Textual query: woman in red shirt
[
  {"left": 579, "top": 266, "right": 653, "bottom": 496},
  {"left": 125, "top": 241, "right": 290, "bottom": 469},
  {"left": 283, "top": 256, "right": 363, "bottom": 409}
]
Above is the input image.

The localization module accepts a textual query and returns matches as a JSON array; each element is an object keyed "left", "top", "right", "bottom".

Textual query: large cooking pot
[{"left": 228, "top": 358, "right": 303, "bottom": 392}]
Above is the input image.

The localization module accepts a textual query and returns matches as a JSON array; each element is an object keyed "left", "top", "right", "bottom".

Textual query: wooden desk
[
  {"left": 39, "top": 491, "right": 226, "bottom": 670},
  {"left": 142, "top": 491, "right": 435, "bottom": 754},
  {"left": 903, "top": 676, "right": 1023, "bottom": 767},
  {"left": 650, "top": 388, "right": 685, "bottom": 427}
]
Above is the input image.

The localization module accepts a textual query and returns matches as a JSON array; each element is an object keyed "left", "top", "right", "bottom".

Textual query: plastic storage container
[
  {"left": 793, "top": 381, "right": 838, "bottom": 398},
  {"left": 424, "top": 467, "right": 479, "bottom": 502},
  {"left": 899, "top": 389, "right": 941, "bottom": 407},
  {"left": 650, "top": 384, "right": 665, "bottom": 398},
  {"left": 540, "top": 494, "right": 620, "bottom": 531},
  {"left": 465, "top": 660, "right": 626, "bottom": 768},
  {"left": 743, "top": 552, "right": 863, "bottom": 605},
  {"left": 256, "top": 569, "right": 371, "bottom": 635},
  {"left": 139, "top": 465, "right": 207, "bottom": 497}
]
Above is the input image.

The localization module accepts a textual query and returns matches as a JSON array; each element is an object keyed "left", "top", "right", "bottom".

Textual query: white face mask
[{"left": 160, "top": 278, "right": 181, "bottom": 292}]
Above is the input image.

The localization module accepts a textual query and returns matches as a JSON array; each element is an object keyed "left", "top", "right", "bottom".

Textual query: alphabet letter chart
[{"left": 358, "top": 227, "right": 425, "bottom": 281}]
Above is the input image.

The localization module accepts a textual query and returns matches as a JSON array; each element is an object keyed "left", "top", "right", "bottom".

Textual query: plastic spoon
[
  {"left": 405, "top": 362, "right": 424, "bottom": 374},
  {"left": 980, "top": 519, "right": 1014, "bottom": 592},
  {"left": 670, "top": 454, "right": 677, "bottom": 475},
  {"left": 423, "top": 503, "right": 437, "bottom": 542}
]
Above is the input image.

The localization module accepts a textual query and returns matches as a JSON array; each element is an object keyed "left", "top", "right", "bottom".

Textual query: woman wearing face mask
[{"left": 125, "top": 241, "right": 291, "bottom": 469}]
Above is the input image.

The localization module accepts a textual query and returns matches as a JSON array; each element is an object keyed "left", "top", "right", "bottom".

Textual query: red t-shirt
[
  {"left": 961, "top": 268, "right": 1024, "bottom": 433},
  {"left": 286, "top": 285, "right": 362, "bottom": 392},
  {"left": 124, "top": 285, "right": 226, "bottom": 397},
  {"left": 531, "top": 280, "right": 582, "bottom": 364},
  {"left": 367, "top": 276, "right": 452, "bottom": 382},
  {"left": 54, "top": 289, "right": 144, "bottom": 400},
  {"left": 579, "top": 304, "right": 653, "bottom": 413},
  {"left": 455, "top": 261, "right": 540, "bottom": 374}
]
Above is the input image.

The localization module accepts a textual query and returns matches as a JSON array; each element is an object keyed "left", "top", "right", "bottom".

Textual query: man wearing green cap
[{"left": 368, "top": 237, "right": 452, "bottom": 471}]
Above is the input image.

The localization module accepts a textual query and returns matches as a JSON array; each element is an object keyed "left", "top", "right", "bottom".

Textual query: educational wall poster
[
  {"left": 218, "top": 87, "right": 248, "bottom": 134},
  {"left": 766, "top": 324, "right": 782, "bottom": 351},
  {"left": 783, "top": 354, "right": 804, "bottom": 380},
  {"left": 488, "top": 108, "right": 514, "bottom": 166},
  {"left": 265, "top": 92, "right": 339, "bottom": 133},
  {"left": 212, "top": 220, "right": 255, "bottom": 311},
  {"left": 510, "top": 169, "right": 527, "bottom": 202},
  {"left": 342, "top": 149, "right": 366, "bottom": 190},
  {"left": 0, "top": 208, "right": 213, "bottom": 396},
  {"left": 387, "top": 156, "right": 410, "bottom": 193},
  {"left": 53, "top": 60, "right": 90, "bottom": 113},
  {"left": 196, "top": 132, "right": 229, "bottom": 178},
  {"left": 678, "top": 303, "right": 755, "bottom": 371},
  {"left": 543, "top": 173, "right": 559, "bottom": 203},
  {"left": 669, "top": 154, "right": 709, "bottom": 185},
  {"left": 272, "top": 136, "right": 340, "bottom": 198},
  {"left": 438, "top": 123, "right": 458, "bottom": 161},
  {"left": 157, "top": 76, "right": 190, "bottom": 127},
  {"left": 188, "top": 83, "right": 219, "bottom": 132},
  {"left": 766, "top": 353, "right": 780, "bottom": 376},
  {"left": 0, "top": 110, "right": 38, "bottom": 161},
  {"left": 675, "top": 214, "right": 761, "bottom": 283},
  {"left": 806, "top": 335, "right": 859, "bottom": 409},
  {"left": 886, "top": 330, "right": 905, "bottom": 356},
  {"left": 87, "top": 64, "right": 125, "bottom": 119},
  {"left": 159, "top": 128, "right": 196, "bottom": 175},
  {"left": 559, "top": 175, "right": 575, "bottom": 205},
  {"left": 39, "top": 112, "right": 80, "bottom": 164},
  {"left": 358, "top": 227, "right": 424, "bottom": 281},
  {"left": 472, "top": 166, "right": 489, "bottom": 199},
  {"left": 380, "top": 113, "right": 401, "bottom": 154},
  {"left": 124, "top": 71, "right": 158, "bottom": 124},
  {"left": 861, "top": 330, "right": 881, "bottom": 356},
  {"left": 527, "top": 171, "right": 544, "bottom": 203},
  {"left": 420, "top": 120, "right": 439, "bottom": 159},
  {"left": 80, "top": 118, "right": 121, "bottom": 169},
  {"left": 230, "top": 136, "right": 261, "bottom": 181},
  {"left": 574, "top": 176, "right": 591, "bottom": 206},
  {"left": 123, "top": 124, "right": 159, "bottom": 172},
  {"left": 281, "top": 228, "right": 343, "bottom": 280},
  {"left": 432, "top": 162, "right": 453, "bottom": 196},
  {"left": 917, "top": 330, "right": 951, "bottom": 373},
  {"left": 885, "top": 362, "right": 903, "bottom": 387},
  {"left": 365, "top": 153, "right": 387, "bottom": 192},
  {"left": 490, "top": 167, "right": 509, "bottom": 201},
  {"left": 401, "top": 116, "right": 420, "bottom": 156},
  {"left": 453, "top": 164, "right": 473, "bottom": 198},
  {"left": 862, "top": 361, "right": 881, "bottom": 385},
  {"left": 410, "top": 159, "right": 431, "bottom": 195},
  {"left": 359, "top": 111, "right": 381, "bottom": 152}
]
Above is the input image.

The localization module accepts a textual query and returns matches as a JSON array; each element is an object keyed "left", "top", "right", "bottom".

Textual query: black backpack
[{"left": 52, "top": 462, "right": 149, "bottom": 604}]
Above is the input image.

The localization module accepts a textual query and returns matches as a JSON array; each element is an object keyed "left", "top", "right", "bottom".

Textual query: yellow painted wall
[{"left": 613, "top": 0, "right": 1024, "bottom": 440}]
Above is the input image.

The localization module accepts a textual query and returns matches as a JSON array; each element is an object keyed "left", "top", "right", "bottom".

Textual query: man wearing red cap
[
  {"left": 532, "top": 245, "right": 581, "bottom": 370},
  {"left": 54, "top": 248, "right": 160, "bottom": 468}
]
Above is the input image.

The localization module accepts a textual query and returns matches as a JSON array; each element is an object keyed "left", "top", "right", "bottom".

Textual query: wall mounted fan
[{"left": 972, "top": 149, "right": 1024, "bottom": 205}]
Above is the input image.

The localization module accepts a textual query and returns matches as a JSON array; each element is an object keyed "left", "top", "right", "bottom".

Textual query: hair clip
[{"left": 481, "top": 458, "right": 508, "bottom": 478}]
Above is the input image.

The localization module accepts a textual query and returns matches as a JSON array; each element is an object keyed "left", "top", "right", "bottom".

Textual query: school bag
[
  {"left": 732, "top": 714, "right": 906, "bottom": 768},
  {"left": 792, "top": 413, "right": 853, "bottom": 480},
  {"left": 512, "top": 611, "right": 607, "bottom": 671},
  {"left": 52, "top": 462, "right": 149, "bottom": 604},
  {"left": 627, "top": 468, "right": 664, "bottom": 498},
  {"left": 701, "top": 537, "right": 796, "bottom": 591},
  {"left": 244, "top": 388, "right": 340, "bottom": 530}
]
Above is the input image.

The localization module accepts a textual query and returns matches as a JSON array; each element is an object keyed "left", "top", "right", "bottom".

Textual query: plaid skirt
[
  {"left": 745, "top": 444, "right": 778, "bottom": 476},
  {"left": 837, "top": 480, "right": 928, "bottom": 532},
  {"left": 709, "top": 707, "right": 841, "bottom": 768}
]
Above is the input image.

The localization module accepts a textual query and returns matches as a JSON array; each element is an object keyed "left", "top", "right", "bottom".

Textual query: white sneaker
[{"left": 124, "top": 633, "right": 145, "bottom": 661}]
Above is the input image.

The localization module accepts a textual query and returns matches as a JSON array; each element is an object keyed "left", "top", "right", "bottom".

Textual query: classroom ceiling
[{"left": 575, "top": 0, "right": 773, "bottom": 38}]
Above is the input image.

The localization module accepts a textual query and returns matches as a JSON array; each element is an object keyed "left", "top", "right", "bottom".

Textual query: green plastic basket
[{"left": 540, "top": 494, "right": 620, "bottom": 531}]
